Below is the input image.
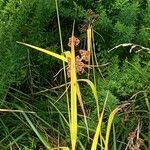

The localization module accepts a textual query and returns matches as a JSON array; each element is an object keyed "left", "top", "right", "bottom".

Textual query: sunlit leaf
[
  {"left": 104, "top": 103, "right": 130, "bottom": 150},
  {"left": 87, "top": 27, "right": 92, "bottom": 52},
  {"left": 17, "top": 41, "right": 68, "bottom": 62},
  {"left": 78, "top": 79, "right": 99, "bottom": 117},
  {"left": 70, "top": 33, "right": 77, "bottom": 150},
  {"left": 91, "top": 91, "right": 109, "bottom": 150}
]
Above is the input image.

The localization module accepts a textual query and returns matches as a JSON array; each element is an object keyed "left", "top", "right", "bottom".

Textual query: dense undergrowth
[{"left": 0, "top": 0, "right": 149, "bottom": 149}]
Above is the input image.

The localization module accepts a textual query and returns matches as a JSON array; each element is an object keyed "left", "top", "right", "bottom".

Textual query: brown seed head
[
  {"left": 79, "top": 49, "right": 91, "bottom": 62},
  {"left": 68, "top": 36, "right": 80, "bottom": 47},
  {"left": 87, "top": 9, "right": 94, "bottom": 17}
]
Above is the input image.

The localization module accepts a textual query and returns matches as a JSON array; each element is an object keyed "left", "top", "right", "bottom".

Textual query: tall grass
[
  {"left": 16, "top": 4, "right": 129, "bottom": 149},
  {"left": 7, "top": 0, "right": 149, "bottom": 150}
]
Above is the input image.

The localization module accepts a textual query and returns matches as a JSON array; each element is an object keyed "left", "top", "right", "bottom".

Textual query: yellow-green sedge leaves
[
  {"left": 87, "top": 26, "right": 92, "bottom": 52},
  {"left": 16, "top": 41, "right": 68, "bottom": 62},
  {"left": 91, "top": 91, "right": 109, "bottom": 150},
  {"left": 78, "top": 79, "right": 99, "bottom": 117},
  {"left": 70, "top": 36, "right": 77, "bottom": 150},
  {"left": 62, "top": 51, "right": 71, "bottom": 58},
  {"left": 104, "top": 103, "right": 130, "bottom": 150},
  {"left": 76, "top": 82, "right": 89, "bottom": 139}
]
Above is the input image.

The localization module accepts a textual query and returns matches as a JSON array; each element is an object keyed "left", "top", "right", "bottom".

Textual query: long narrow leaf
[
  {"left": 55, "top": 0, "right": 70, "bottom": 122},
  {"left": 87, "top": 27, "right": 92, "bottom": 52},
  {"left": 16, "top": 41, "right": 67, "bottom": 62},
  {"left": 22, "top": 113, "right": 52, "bottom": 149},
  {"left": 87, "top": 26, "right": 92, "bottom": 78},
  {"left": 78, "top": 79, "right": 99, "bottom": 117},
  {"left": 70, "top": 24, "right": 78, "bottom": 150},
  {"left": 91, "top": 91, "right": 109, "bottom": 150},
  {"left": 104, "top": 103, "right": 130, "bottom": 150},
  {"left": 0, "top": 109, "right": 35, "bottom": 113},
  {"left": 76, "top": 82, "right": 89, "bottom": 140},
  {"left": 113, "top": 124, "right": 117, "bottom": 150}
]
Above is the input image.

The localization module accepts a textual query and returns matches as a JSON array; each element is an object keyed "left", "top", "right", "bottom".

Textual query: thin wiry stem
[{"left": 55, "top": 0, "right": 70, "bottom": 122}]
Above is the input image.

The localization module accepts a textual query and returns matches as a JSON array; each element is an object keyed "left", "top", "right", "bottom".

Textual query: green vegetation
[{"left": 0, "top": 0, "right": 149, "bottom": 149}]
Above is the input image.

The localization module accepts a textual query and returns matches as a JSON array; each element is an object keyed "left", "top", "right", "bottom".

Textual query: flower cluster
[
  {"left": 127, "top": 128, "right": 144, "bottom": 150},
  {"left": 67, "top": 36, "right": 91, "bottom": 78},
  {"left": 80, "top": 9, "right": 100, "bottom": 33},
  {"left": 68, "top": 36, "right": 80, "bottom": 47}
]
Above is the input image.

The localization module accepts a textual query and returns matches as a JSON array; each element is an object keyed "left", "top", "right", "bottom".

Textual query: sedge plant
[
  {"left": 16, "top": 4, "right": 130, "bottom": 150},
  {"left": 17, "top": 27, "right": 129, "bottom": 150}
]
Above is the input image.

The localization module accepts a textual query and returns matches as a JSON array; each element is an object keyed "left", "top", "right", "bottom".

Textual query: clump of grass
[
  {"left": 0, "top": 0, "right": 149, "bottom": 149},
  {"left": 16, "top": 7, "right": 130, "bottom": 150}
]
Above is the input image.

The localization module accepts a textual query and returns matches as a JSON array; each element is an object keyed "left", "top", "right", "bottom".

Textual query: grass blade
[
  {"left": 22, "top": 112, "right": 52, "bottom": 149},
  {"left": 104, "top": 103, "right": 130, "bottom": 150},
  {"left": 78, "top": 79, "right": 99, "bottom": 118},
  {"left": 0, "top": 109, "right": 35, "bottom": 113},
  {"left": 87, "top": 26, "right": 92, "bottom": 52},
  {"left": 91, "top": 91, "right": 109, "bottom": 150},
  {"left": 76, "top": 82, "right": 89, "bottom": 140},
  {"left": 113, "top": 124, "right": 117, "bottom": 150},
  {"left": 16, "top": 41, "right": 67, "bottom": 62},
  {"left": 55, "top": 0, "right": 70, "bottom": 123},
  {"left": 87, "top": 26, "right": 92, "bottom": 78},
  {"left": 70, "top": 22, "right": 78, "bottom": 150}
]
